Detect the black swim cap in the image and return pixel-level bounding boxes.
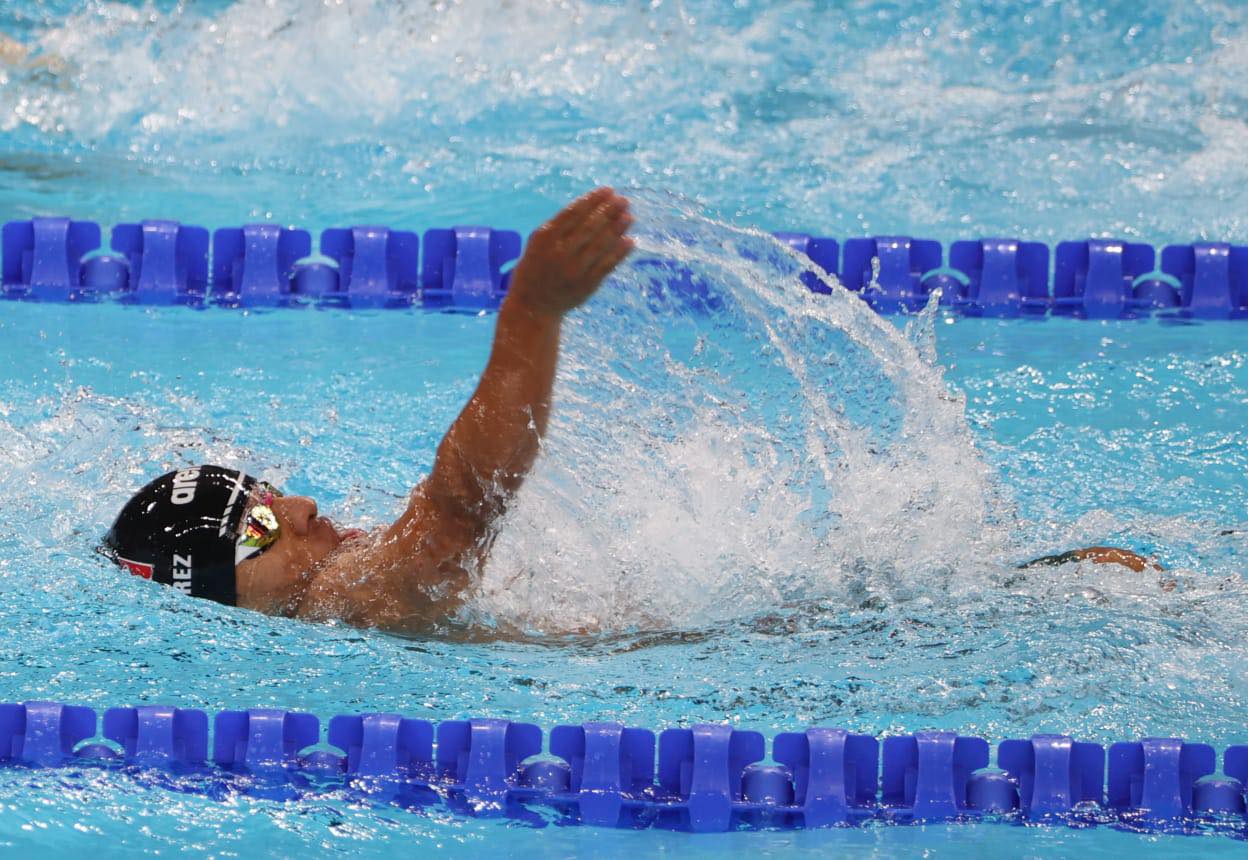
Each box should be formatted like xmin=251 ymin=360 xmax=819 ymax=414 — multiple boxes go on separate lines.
xmin=100 ymin=466 xmax=259 ymax=606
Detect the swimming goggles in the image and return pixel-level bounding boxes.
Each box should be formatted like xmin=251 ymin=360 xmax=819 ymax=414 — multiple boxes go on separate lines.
xmin=235 ymin=482 xmax=283 ymax=563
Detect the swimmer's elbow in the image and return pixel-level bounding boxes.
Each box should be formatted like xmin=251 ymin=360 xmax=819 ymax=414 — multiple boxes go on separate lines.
xmin=425 ymin=442 xmax=513 ymax=538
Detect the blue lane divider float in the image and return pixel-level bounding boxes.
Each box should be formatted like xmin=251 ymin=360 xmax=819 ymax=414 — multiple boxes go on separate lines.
xmin=328 ymin=712 xmax=434 ymax=779
xmin=841 ymin=235 xmax=942 ymax=312
xmin=1 ymin=217 xmax=101 ymax=302
xmin=103 ymin=706 xmax=209 ymax=767
xmin=772 ymin=727 xmax=878 ymax=825
xmin=319 ymin=225 xmax=421 ymax=308
xmin=1 ymin=701 xmax=1247 ymax=837
xmin=3 ymin=213 xmax=1248 ymax=317
xmin=421 ymin=226 xmax=521 ymax=310
xmin=212 ymin=225 xmax=312 ymax=307
xmin=1161 ymin=243 xmax=1248 ymax=315
xmin=948 ymin=238 xmax=1050 ymax=316
xmin=111 ymin=220 xmax=211 ymax=305
xmin=0 ymin=701 xmax=96 ymax=766
xmin=996 ymin=733 xmax=1104 ymax=818
xmin=1055 ymin=239 xmax=1159 ymax=318
xmin=881 ymin=732 xmax=989 ymax=821
xmin=772 ymin=232 xmax=839 ymax=295
xmin=549 ymin=721 xmax=655 ymax=827
xmin=1107 ymin=738 xmax=1217 ymax=820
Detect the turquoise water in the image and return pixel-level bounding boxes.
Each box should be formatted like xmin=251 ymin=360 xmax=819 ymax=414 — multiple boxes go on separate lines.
xmin=3 ymin=0 xmax=1248 ymax=856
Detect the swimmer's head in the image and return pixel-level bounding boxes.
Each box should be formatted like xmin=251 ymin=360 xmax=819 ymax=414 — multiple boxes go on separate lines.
xmin=101 ymin=465 xmax=349 ymax=614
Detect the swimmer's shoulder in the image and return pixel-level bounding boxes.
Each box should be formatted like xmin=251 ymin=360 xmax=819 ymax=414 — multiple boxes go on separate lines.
xmin=297 ymin=488 xmax=474 ymax=633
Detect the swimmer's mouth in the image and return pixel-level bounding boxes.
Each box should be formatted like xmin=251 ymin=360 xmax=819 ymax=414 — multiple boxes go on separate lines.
xmin=316 ymin=516 xmax=366 ymax=546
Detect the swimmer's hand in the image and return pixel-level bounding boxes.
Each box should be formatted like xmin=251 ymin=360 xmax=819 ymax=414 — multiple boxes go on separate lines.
xmin=506 ymin=187 xmax=634 ymax=317
xmin=1020 ymin=546 xmax=1164 ymax=572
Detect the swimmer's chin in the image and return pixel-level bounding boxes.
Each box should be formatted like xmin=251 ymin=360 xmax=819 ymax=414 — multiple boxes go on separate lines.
xmin=312 ymin=524 xmax=377 ymax=570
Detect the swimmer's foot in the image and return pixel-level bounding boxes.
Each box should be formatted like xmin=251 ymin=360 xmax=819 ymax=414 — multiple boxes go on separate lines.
xmin=505 ymin=187 xmax=634 ymax=317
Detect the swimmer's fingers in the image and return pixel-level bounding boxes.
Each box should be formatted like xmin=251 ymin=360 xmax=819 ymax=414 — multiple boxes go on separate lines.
xmin=567 ymin=194 xmax=629 ymax=257
xmin=582 ymin=235 xmax=635 ymax=286
xmin=548 ymin=187 xmax=615 ymax=241
xmin=576 ymin=209 xmax=633 ymax=276
xmin=0 ymin=35 xmax=28 ymax=65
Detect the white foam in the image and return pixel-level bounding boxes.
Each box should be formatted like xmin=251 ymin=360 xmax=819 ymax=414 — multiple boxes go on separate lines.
xmin=470 ymin=194 xmax=1009 ymax=633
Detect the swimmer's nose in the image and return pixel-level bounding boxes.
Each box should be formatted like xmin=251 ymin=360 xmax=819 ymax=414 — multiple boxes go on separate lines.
xmin=274 ymin=495 xmax=317 ymax=537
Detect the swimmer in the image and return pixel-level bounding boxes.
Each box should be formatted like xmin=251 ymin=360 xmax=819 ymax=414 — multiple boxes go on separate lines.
xmin=99 ymin=187 xmax=1162 ymax=633
xmin=100 ymin=188 xmax=635 ymax=635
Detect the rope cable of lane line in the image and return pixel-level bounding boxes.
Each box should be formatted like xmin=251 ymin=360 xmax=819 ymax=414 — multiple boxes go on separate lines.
xmin=3 ymin=215 xmax=1246 ymax=317
xmin=2 ymin=701 xmax=1247 ymax=834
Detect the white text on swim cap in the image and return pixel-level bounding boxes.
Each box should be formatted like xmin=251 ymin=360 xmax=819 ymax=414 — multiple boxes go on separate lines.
xmin=170 ymin=468 xmax=201 ymax=505
xmin=172 ymin=554 xmax=193 ymax=595
xmin=218 ymin=471 xmax=246 ymax=538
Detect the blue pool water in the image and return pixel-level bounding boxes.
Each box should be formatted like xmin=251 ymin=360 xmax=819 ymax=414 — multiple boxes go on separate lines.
xmin=3 ymin=0 xmax=1248 ymax=856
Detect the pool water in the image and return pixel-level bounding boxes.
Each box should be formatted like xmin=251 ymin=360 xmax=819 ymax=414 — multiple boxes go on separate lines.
xmin=2 ymin=0 xmax=1248 ymax=856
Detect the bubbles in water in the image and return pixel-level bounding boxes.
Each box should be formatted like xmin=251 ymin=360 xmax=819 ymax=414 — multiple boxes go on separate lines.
xmin=4 ymin=1 xmax=1247 ymax=238
xmin=472 ymin=192 xmax=1010 ymax=633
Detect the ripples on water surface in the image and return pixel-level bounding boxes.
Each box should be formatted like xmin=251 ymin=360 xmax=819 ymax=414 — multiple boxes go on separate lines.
xmin=2 ymin=0 xmax=1248 ymax=855
xmin=2 ymin=0 xmax=1248 ymax=240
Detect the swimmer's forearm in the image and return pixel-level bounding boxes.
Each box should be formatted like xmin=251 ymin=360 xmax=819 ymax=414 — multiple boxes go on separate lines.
xmin=426 ymin=294 xmax=561 ymax=524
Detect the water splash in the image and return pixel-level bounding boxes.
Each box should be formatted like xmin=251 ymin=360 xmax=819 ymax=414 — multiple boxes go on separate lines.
xmin=472 ymin=193 xmax=1009 ymax=633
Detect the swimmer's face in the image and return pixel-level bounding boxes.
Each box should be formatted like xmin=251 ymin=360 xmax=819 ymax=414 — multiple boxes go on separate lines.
xmin=234 ymin=494 xmax=345 ymax=615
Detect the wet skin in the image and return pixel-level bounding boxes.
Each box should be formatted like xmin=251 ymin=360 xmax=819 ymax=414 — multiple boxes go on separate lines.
xmin=235 ymin=187 xmax=635 ymax=634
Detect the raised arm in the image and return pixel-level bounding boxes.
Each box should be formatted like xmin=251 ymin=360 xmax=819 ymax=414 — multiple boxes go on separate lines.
xmin=424 ymin=187 xmax=633 ymax=530
xmin=298 ymin=188 xmax=633 ymax=631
